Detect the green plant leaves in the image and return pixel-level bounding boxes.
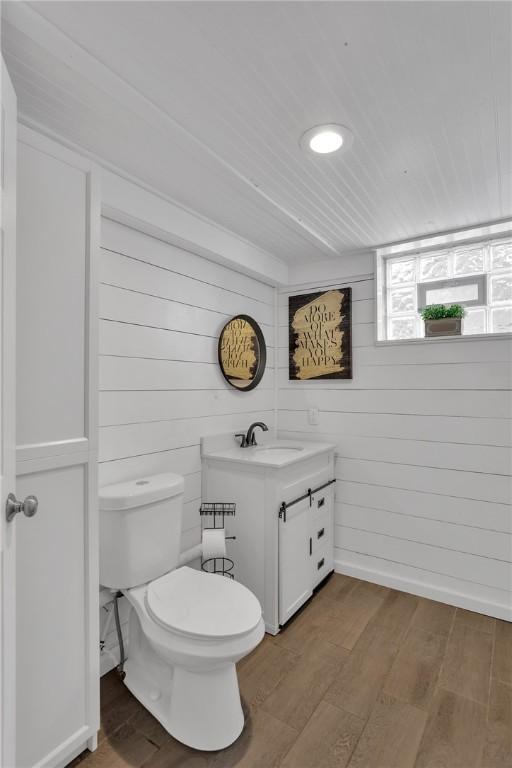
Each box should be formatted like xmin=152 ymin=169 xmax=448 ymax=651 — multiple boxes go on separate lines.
xmin=420 ymin=304 xmax=465 ymax=320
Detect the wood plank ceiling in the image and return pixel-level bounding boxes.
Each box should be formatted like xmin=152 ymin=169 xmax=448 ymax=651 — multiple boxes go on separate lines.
xmin=2 ymin=1 xmax=511 ymax=263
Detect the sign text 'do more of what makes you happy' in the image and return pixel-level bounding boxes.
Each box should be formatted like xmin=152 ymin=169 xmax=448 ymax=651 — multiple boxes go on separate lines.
xmin=289 ymin=288 xmax=352 ymax=380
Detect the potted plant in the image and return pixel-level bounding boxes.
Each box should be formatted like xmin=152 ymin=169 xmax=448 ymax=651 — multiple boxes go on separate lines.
xmin=420 ymin=304 xmax=465 ymax=337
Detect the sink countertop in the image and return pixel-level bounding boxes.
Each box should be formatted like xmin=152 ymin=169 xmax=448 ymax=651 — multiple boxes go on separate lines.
xmin=201 ymin=439 xmax=337 ymax=468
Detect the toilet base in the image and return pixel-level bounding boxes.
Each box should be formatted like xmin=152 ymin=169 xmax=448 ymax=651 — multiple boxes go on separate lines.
xmin=172 ymin=665 xmax=244 ymax=750
xmin=123 ymin=610 xmax=245 ymax=751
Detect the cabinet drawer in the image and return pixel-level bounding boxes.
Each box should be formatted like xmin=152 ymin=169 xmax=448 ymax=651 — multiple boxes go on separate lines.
xmin=310 ymin=487 xmax=332 ymax=514
xmin=311 ymin=544 xmax=333 ymax=587
xmin=310 ymin=505 xmax=332 ymax=554
xmin=310 ymin=489 xmax=333 ymax=519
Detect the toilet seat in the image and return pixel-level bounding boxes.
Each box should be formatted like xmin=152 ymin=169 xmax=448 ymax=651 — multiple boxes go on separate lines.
xmin=145 ymin=566 xmax=262 ymax=640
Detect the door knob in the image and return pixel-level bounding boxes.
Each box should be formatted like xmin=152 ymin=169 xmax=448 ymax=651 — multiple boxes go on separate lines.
xmin=6 ymin=493 xmax=39 ymax=523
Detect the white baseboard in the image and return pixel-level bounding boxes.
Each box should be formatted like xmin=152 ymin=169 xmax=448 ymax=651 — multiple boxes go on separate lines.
xmin=334 ymin=557 xmax=512 ymax=622
xmin=38 ymin=725 xmax=93 ymax=768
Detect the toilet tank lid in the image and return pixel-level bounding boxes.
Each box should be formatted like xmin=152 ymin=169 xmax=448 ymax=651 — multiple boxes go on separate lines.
xmin=99 ymin=472 xmax=184 ymax=511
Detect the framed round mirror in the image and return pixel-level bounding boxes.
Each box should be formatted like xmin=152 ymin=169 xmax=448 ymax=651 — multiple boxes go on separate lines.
xmin=218 ymin=315 xmax=267 ymax=391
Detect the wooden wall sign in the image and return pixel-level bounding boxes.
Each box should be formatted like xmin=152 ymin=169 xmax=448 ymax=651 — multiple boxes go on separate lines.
xmin=289 ymin=288 xmax=352 ymax=380
xmin=218 ymin=314 xmax=267 ymax=391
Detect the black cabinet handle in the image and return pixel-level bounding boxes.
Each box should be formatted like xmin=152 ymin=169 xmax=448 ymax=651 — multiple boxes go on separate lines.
xmin=317 ymin=527 xmax=325 ymax=539
xmin=309 ymin=537 xmax=312 ymax=555
xmin=317 ymin=558 xmax=325 ymax=570
xmin=318 ymin=497 xmax=325 ymax=508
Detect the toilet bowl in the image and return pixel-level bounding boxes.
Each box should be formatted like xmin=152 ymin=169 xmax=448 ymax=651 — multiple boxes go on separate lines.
xmin=123 ymin=566 xmax=264 ymax=750
xmin=99 ymin=473 xmax=264 ymax=751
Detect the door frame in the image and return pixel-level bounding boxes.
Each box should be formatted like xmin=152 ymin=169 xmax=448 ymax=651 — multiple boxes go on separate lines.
xmin=0 ymin=57 xmax=18 ymax=768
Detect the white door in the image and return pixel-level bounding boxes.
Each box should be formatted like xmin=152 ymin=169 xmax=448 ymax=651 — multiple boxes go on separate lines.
xmin=278 ymin=497 xmax=312 ymax=625
xmin=0 ymin=64 xmax=100 ymax=762
xmin=13 ymin=127 xmax=100 ymax=768
xmin=0 ymin=56 xmax=18 ymax=768
xmin=1 ymin=63 xmax=101 ymax=768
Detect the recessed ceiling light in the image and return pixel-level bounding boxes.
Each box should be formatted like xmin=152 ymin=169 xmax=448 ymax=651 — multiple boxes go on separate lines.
xmin=310 ymin=130 xmax=343 ymax=154
xmin=300 ymin=124 xmax=353 ymax=155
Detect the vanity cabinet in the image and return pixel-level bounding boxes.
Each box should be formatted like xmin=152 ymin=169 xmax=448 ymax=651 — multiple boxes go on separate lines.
xmin=202 ymin=437 xmax=336 ymax=634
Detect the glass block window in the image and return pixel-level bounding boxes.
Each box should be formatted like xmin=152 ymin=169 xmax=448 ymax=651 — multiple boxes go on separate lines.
xmin=383 ymin=236 xmax=512 ymax=339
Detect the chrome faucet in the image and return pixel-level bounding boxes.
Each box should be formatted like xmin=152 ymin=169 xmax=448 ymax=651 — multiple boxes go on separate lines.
xmin=235 ymin=421 xmax=268 ymax=448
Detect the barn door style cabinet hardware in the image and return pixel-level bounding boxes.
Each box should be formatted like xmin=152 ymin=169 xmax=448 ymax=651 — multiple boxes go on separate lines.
xmin=278 ymin=478 xmax=336 ymax=522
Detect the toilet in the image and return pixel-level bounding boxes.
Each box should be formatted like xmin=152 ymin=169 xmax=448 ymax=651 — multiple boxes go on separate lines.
xmin=99 ymin=472 xmax=265 ymax=751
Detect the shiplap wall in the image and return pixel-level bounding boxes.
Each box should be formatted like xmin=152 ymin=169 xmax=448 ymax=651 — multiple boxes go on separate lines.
xmin=99 ymin=217 xmax=276 ymax=546
xmin=98 ymin=219 xmax=275 ymax=670
xmin=278 ymin=267 xmax=512 ymax=620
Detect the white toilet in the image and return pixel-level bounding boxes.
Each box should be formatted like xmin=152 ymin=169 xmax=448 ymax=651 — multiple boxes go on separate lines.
xmin=99 ymin=472 xmax=265 ymax=751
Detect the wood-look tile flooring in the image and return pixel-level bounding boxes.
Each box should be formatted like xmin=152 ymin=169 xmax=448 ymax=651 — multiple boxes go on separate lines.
xmin=70 ymin=575 xmax=512 ymax=768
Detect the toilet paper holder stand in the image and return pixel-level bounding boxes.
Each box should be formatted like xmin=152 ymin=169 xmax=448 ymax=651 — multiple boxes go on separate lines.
xmin=199 ymin=502 xmax=236 ymax=579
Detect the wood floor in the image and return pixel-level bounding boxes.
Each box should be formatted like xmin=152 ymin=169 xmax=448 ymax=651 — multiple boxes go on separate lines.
xmin=70 ymin=575 xmax=512 ymax=768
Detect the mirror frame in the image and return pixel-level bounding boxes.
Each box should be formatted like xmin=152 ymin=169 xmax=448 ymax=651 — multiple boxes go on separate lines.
xmin=218 ymin=314 xmax=267 ymax=392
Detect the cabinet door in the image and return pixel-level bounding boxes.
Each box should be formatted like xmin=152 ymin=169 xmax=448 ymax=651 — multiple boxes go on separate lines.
xmin=278 ymin=497 xmax=312 ymax=625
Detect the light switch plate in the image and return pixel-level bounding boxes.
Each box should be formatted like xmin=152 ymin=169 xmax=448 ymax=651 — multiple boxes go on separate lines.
xmin=308 ymin=408 xmax=320 ymax=426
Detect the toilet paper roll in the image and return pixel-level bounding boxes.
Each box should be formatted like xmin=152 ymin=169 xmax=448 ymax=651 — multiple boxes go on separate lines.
xmin=201 ymin=528 xmax=227 ymax=559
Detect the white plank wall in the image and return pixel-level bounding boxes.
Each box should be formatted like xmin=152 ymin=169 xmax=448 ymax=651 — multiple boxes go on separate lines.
xmin=99 ymin=218 xmax=276 ymax=549
xmin=278 ymin=272 xmax=512 ymax=620
xmin=98 ymin=219 xmax=276 ymax=670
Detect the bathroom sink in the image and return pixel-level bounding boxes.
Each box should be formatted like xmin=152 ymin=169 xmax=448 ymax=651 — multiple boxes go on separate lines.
xmin=201 ymin=437 xmax=335 ymax=468
xmin=254 ymin=444 xmax=305 ymax=461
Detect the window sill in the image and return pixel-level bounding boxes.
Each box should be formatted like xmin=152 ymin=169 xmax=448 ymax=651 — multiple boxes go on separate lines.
xmin=375 ymin=332 xmax=512 ymax=347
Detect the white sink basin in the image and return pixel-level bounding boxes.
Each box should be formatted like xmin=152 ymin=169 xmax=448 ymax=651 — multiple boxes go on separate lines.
xmin=254 ymin=444 xmax=305 ymax=461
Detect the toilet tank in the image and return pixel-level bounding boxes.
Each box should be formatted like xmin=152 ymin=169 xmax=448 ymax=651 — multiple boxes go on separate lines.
xmin=99 ymin=472 xmax=185 ymax=589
